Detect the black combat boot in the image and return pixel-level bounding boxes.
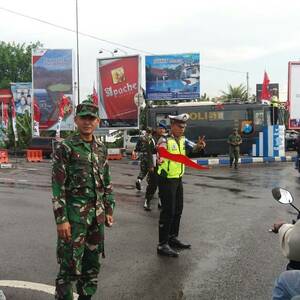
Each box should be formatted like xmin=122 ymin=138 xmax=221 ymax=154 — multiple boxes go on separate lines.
xmin=169 ymin=237 xmax=191 ymax=249
xmin=135 ymin=179 xmax=142 ymax=190
xmin=78 ymin=295 xmax=92 ymax=300
xmin=157 ymin=243 xmax=179 ymax=257
xmin=144 ymin=199 xmax=151 ymax=211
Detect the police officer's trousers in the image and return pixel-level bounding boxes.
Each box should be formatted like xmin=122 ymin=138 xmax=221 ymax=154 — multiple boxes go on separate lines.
xmin=158 ymin=175 xmax=183 ymax=244
xmin=55 ymin=219 xmax=104 ymax=300
xmin=229 ymin=147 xmax=240 ymax=167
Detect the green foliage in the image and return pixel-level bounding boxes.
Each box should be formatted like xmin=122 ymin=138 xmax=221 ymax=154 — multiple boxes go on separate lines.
xmin=0 ymin=41 xmax=43 ymax=89
xmin=221 ymin=84 xmax=248 ymax=102
xmin=5 ymin=111 xmax=32 ymax=150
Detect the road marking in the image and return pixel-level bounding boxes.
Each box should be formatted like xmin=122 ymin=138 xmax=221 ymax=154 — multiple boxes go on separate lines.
xmin=0 ymin=281 xmax=78 ymax=299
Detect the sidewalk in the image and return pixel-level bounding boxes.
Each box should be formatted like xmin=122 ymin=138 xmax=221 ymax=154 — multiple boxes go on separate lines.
xmin=130 ymin=152 xmax=297 ymax=166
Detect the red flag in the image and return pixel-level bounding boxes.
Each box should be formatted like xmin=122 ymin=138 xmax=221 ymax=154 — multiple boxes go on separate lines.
xmin=33 ymin=100 xmax=41 ymax=122
xmin=92 ymin=84 xmax=99 ymax=106
xmin=59 ymin=95 xmax=70 ymax=118
xmin=2 ymin=103 xmax=9 ymax=128
xmin=158 ymin=147 xmax=209 ymax=170
xmin=261 ymin=71 xmax=271 ymax=100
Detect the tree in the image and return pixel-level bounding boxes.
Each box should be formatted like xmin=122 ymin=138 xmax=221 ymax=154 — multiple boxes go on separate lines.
xmin=200 ymin=93 xmax=210 ymax=101
xmin=0 ymin=41 xmax=43 ymax=88
xmin=221 ymin=84 xmax=248 ymax=102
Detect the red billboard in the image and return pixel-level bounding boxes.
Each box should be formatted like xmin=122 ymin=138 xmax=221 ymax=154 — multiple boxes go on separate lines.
xmin=97 ymin=55 xmax=140 ymax=128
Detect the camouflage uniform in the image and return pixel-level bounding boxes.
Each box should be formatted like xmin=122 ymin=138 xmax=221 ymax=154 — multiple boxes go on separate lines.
xmin=145 ymin=134 xmax=159 ymax=201
xmin=227 ymin=133 xmax=242 ymax=168
xmin=135 ymin=135 xmax=152 ymax=181
xmin=52 ymin=132 xmax=115 ymax=299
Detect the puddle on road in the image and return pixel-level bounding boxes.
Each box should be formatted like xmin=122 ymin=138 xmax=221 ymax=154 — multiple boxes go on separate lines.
xmin=194 ymin=183 xmax=244 ymax=194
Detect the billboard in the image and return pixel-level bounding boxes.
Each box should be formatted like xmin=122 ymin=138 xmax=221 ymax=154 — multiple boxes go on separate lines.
xmin=97 ymin=55 xmax=140 ymax=128
xmin=10 ymin=82 xmax=32 ymax=115
xmin=256 ymin=83 xmax=279 ymax=101
xmin=145 ymin=53 xmax=200 ymax=100
xmin=288 ymin=62 xmax=300 ymax=129
xmin=32 ymin=49 xmax=74 ymax=131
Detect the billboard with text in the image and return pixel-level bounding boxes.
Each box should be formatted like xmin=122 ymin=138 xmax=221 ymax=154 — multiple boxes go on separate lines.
xmin=32 ymin=49 xmax=74 ymax=131
xmin=288 ymin=62 xmax=300 ymax=129
xmin=145 ymin=53 xmax=200 ymax=100
xmin=97 ymin=55 xmax=140 ymax=128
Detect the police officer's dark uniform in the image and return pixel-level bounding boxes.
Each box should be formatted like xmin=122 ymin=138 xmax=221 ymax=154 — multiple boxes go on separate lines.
xmin=144 ymin=121 xmax=167 ymax=211
xmin=156 ymin=114 xmax=202 ymax=257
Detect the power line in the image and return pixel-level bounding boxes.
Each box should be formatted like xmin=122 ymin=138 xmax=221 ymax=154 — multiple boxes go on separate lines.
xmin=0 ymin=6 xmax=155 ymax=55
xmin=200 ymin=64 xmax=246 ymax=74
xmin=0 ymin=6 xmax=248 ymax=75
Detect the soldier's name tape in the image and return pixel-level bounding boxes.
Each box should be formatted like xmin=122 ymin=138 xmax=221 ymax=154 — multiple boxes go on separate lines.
xmin=0 ymin=281 xmax=78 ymax=299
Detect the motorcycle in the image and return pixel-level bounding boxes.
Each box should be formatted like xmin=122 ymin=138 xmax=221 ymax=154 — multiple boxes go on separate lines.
xmin=271 ymin=187 xmax=300 ymax=270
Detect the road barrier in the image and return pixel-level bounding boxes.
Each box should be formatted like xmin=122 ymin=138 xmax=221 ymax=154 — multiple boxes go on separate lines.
xmin=26 ymin=149 xmax=43 ymax=162
xmin=0 ymin=150 xmax=9 ymax=163
xmin=107 ymin=148 xmax=122 ymax=160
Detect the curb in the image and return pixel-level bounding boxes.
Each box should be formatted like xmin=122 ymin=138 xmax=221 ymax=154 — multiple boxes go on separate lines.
xmin=130 ymin=156 xmax=296 ymax=166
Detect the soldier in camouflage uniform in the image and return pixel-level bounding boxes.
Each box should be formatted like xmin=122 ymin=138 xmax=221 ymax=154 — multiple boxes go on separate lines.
xmin=144 ymin=122 xmax=167 ymax=211
xmin=227 ymin=128 xmax=242 ymax=169
xmin=52 ymin=100 xmax=115 ymax=300
xmin=134 ymin=128 xmax=152 ymax=191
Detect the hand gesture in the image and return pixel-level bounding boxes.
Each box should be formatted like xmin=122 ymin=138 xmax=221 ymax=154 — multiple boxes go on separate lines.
xmin=197 ymin=136 xmax=206 ymax=149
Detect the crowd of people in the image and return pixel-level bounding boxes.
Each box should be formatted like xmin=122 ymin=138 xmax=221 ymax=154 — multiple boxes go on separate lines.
xmin=50 ymin=98 xmax=300 ymax=300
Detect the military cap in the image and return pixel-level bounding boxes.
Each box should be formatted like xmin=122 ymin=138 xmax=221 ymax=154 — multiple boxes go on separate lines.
xmin=76 ymin=100 xmax=99 ymax=118
xmin=169 ymin=113 xmax=189 ymax=123
xmin=158 ymin=120 xmax=167 ymax=129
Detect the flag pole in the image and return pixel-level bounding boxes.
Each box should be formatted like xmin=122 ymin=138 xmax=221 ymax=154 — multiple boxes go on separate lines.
xmin=76 ymin=0 xmax=80 ymax=106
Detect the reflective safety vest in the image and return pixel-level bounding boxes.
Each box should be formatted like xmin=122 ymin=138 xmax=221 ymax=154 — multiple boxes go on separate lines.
xmin=157 ymin=136 xmax=185 ymax=178
xmin=271 ymin=96 xmax=279 ymax=108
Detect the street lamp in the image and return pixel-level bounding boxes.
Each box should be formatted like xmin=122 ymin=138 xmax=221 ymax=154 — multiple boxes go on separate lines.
xmin=99 ymin=48 xmax=116 ymax=56
xmin=114 ymin=48 xmax=128 ymax=55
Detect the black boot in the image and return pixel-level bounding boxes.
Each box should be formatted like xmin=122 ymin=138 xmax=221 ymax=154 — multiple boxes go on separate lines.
xmin=157 ymin=243 xmax=179 ymax=257
xmin=169 ymin=237 xmax=191 ymax=249
xmin=144 ymin=199 xmax=151 ymax=211
xmin=78 ymin=296 xmax=91 ymax=300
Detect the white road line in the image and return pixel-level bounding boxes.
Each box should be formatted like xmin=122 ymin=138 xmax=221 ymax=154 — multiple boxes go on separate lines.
xmin=0 ymin=281 xmax=78 ymax=299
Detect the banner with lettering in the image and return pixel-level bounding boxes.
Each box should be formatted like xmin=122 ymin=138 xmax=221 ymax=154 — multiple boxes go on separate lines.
xmin=97 ymin=55 xmax=140 ymax=128
xmin=32 ymin=49 xmax=74 ymax=131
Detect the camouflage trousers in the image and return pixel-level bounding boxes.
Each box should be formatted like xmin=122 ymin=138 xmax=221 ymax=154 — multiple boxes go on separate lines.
xmin=137 ymin=154 xmax=149 ymax=181
xmin=229 ymin=147 xmax=240 ymax=167
xmin=55 ymin=219 xmax=104 ymax=300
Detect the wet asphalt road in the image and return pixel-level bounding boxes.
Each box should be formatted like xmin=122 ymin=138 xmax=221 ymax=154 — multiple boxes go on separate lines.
xmin=0 ymin=158 xmax=300 ymax=300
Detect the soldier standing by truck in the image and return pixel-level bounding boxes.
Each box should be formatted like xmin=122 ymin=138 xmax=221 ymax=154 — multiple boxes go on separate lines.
xmin=227 ymin=128 xmax=242 ymax=169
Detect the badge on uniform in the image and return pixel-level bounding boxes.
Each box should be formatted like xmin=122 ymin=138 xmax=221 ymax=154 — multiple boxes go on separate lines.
xmin=172 ymin=144 xmax=177 ymax=151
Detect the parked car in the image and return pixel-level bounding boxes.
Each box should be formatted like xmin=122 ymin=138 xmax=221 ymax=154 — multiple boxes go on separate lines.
xmin=27 ymin=137 xmax=58 ymax=158
xmin=285 ymin=130 xmax=299 ymax=151
xmin=124 ymin=135 xmax=140 ymax=155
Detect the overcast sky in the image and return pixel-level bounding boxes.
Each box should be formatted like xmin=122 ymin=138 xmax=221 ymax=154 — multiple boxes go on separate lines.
xmin=1 ymin=0 xmax=300 ymax=101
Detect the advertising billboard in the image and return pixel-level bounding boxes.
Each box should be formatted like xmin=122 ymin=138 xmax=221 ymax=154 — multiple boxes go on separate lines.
xmin=256 ymin=83 xmax=279 ymax=101
xmin=10 ymin=82 xmax=32 ymax=115
xmin=288 ymin=62 xmax=300 ymax=129
xmin=97 ymin=55 xmax=140 ymax=128
xmin=32 ymin=49 xmax=74 ymax=131
xmin=145 ymin=53 xmax=200 ymax=100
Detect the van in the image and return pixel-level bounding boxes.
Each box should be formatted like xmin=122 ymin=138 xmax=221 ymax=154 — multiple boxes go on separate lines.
xmin=124 ymin=135 xmax=140 ymax=154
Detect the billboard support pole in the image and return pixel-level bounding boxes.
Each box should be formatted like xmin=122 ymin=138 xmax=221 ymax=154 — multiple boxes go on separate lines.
xmin=76 ymin=0 xmax=80 ymax=106
xmin=246 ymin=72 xmax=249 ymax=100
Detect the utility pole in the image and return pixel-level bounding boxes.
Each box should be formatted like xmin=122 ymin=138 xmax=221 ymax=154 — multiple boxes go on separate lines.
xmin=246 ymin=72 xmax=249 ymax=100
xmin=75 ymin=0 xmax=80 ymax=106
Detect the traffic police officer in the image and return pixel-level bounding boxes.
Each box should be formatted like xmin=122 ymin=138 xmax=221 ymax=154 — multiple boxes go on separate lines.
xmin=156 ymin=113 xmax=205 ymax=257
xmin=52 ymin=100 xmax=115 ymax=300
xmin=270 ymin=95 xmax=280 ymax=125
xmin=144 ymin=121 xmax=167 ymax=211
xmin=227 ymin=128 xmax=242 ymax=169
